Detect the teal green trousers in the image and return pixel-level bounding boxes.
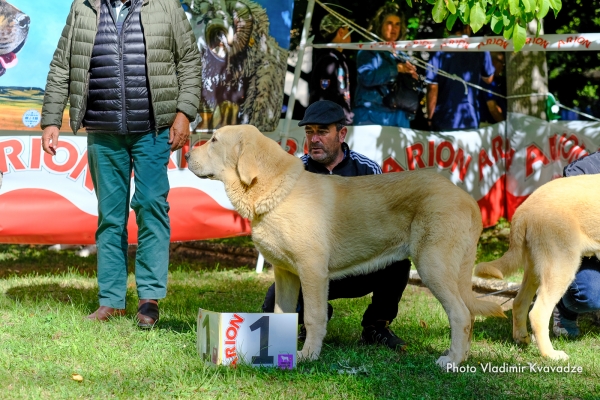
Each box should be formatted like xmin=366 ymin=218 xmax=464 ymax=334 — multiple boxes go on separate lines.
xmin=87 ymin=129 xmax=171 ymax=309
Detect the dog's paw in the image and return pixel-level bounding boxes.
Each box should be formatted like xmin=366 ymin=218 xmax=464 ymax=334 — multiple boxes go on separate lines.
xmin=297 ymin=349 xmax=319 ymax=362
xmin=545 ymin=350 xmax=569 ymax=361
xmin=513 ymin=334 xmax=531 ymax=345
xmin=436 ymin=356 xmax=456 ymax=371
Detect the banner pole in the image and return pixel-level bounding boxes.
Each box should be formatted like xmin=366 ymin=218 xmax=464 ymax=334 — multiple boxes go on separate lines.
xmin=279 ymin=0 xmax=315 ymax=151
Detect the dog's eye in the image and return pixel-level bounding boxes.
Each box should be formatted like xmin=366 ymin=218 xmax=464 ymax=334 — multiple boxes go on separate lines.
xmin=211 ymin=136 xmax=217 ymax=143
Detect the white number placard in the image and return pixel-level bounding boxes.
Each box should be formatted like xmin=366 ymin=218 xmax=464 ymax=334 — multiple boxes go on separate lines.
xmin=197 ymin=309 xmax=298 ymax=369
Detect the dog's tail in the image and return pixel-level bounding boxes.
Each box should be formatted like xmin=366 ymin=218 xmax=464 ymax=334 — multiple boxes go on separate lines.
xmin=464 ymin=293 xmax=506 ymax=318
xmin=474 ymin=216 xmax=527 ymax=280
xmin=458 ymin=224 xmax=506 ymax=319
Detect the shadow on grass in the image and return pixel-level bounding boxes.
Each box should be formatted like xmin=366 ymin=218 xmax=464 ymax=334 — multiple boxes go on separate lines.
xmin=0 ymin=244 xmax=252 ymax=280
xmin=4 ymin=282 xmax=200 ymax=334
xmin=4 ymin=282 xmax=135 ymax=314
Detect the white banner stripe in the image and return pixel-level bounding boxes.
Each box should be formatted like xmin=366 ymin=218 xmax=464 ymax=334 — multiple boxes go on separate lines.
xmin=312 ymin=33 xmax=600 ymax=52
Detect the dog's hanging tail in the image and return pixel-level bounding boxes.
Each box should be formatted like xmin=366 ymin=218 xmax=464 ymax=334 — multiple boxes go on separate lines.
xmin=474 ymin=217 xmax=527 ymax=280
xmin=465 ymin=296 xmax=506 ymax=318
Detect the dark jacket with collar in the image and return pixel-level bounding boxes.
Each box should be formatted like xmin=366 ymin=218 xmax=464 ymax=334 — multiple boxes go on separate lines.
xmin=300 ymin=142 xmax=382 ymax=177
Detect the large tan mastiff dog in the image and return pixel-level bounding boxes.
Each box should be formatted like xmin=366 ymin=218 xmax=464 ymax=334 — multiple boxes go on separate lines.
xmin=186 ymin=125 xmax=504 ymax=368
xmin=475 ymin=175 xmax=600 ymax=360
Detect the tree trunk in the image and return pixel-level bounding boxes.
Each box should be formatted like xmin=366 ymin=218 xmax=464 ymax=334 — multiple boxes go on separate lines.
xmin=506 ymin=21 xmax=548 ymax=119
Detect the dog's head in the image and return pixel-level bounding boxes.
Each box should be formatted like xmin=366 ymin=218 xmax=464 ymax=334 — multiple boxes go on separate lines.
xmin=186 ymin=124 xmax=304 ymax=219
xmin=0 ymin=0 xmax=29 ymax=77
xmin=186 ymin=124 xmax=265 ymax=186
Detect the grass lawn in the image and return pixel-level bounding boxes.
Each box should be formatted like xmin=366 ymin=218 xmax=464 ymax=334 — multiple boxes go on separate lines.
xmin=1 ymin=223 xmax=599 ymax=399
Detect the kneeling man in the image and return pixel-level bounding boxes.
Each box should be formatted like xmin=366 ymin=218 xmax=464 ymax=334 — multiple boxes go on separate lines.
xmin=262 ymin=100 xmax=411 ymax=349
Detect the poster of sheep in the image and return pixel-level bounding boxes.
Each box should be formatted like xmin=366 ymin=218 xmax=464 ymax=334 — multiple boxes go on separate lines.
xmin=186 ymin=0 xmax=294 ymax=132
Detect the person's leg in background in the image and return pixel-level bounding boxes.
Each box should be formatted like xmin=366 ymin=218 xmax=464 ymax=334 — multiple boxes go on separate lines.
xmin=129 ymin=129 xmax=172 ymax=328
xmin=86 ymin=133 xmax=133 ymax=320
xmin=327 ymin=259 xmax=412 ymax=349
xmin=554 ymin=256 xmax=600 ymax=338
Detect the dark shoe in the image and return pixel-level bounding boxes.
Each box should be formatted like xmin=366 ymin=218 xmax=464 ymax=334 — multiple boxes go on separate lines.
xmin=361 ymin=321 xmax=407 ymax=350
xmin=137 ymin=299 xmax=159 ymax=329
xmin=87 ymin=306 xmax=126 ymax=321
xmin=552 ymin=307 xmax=580 ymax=338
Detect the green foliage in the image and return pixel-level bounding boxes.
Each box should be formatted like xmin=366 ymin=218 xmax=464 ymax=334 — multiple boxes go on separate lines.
xmin=544 ymin=0 xmax=600 ymax=113
xmin=409 ymin=0 xmax=563 ymax=50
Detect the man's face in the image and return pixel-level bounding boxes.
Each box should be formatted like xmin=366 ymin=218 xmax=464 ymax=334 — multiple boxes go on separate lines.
xmin=305 ymin=123 xmax=345 ymax=165
xmin=336 ymin=26 xmax=352 ymax=44
xmin=492 ymin=53 xmax=505 ymax=76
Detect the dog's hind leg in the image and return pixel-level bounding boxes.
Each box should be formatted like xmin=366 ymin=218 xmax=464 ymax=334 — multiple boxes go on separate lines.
xmin=273 ymin=267 xmax=300 ymax=314
xmin=296 ymin=268 xmax=329 ymax=362
xmin=416 ymin=259 xmax=472 ymax=369
xmin=529 ymin=252 xmax=579 ymax=360
xmin=512 ymin=255 xmax=538 ymax=345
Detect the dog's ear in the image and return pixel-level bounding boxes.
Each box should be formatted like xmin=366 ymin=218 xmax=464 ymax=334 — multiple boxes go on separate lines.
xmin=236 ymin=139 xmax=259 ymax=186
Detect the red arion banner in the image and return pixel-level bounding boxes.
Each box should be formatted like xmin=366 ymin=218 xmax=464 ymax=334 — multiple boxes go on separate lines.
xmin=3 ymin=113 xmax=599 ymax=244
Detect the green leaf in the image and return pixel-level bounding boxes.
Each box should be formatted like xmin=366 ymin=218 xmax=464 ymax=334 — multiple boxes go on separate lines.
xmin=426 ymin=0 xmax=436 ymax=4
xmin=491 ymin=14 xmax=504 ymax=34
xmin=522 ymin=0 xmax=532 ymax=12
xmin=536 ymin=0 xmax=550 ymax=19
xmin=503 ymin=20 xmax=515 ymax=40
xmin=470 ymin=3 xmax=486 ymax=33
xmin=458 ymin=1 xmax=471 ymax=24
xmin=549 ymin=0 xmax=562 ymax=13
xmin=405 ymin=0 xmax=413 ymax=7
xmin=432 ymin=0 xmax=448 ymax=23
xmin=446 ymin=0 xmax=456 ymax=14
xmin=508 ymin=0 xmax=519 ymax=15
xmin=513 ymin=22 xmax=527 ymax=51
xmin=446 ymin=13 xmax=458 ymax=31
xmin=502 ymin=10 xmax=512 ymax=26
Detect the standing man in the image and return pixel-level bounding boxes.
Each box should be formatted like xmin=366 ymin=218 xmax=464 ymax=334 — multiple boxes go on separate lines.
xmin=262 ymin=100 xmax=412 ymax=350
xmin=41 ymin=0 xmax=201 ymax=328
xmin=425 ymin=21 xmax=494 ymax=131
xmin=309 ymin=14 xmax=354 ymax=124
xmin=479 ymin=52 xmax=507 ymax=125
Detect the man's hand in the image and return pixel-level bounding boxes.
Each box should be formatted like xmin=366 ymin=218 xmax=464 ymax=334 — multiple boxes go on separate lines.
xmin=42 ymin=126 xmax=60 ymax=155
xmin=169 ymin=112 xmax=191 ymax=152
xmin=397 ymin=61 xmax=418 ymax=80
xmin=426 ymin=83 xmax=438 ymax=128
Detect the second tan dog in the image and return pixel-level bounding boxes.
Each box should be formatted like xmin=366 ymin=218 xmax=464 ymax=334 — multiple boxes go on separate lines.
xmin=186 ymin=125 xmax=505 ymax=368
xmin=475 ymin=174 xmax=600 ymax=360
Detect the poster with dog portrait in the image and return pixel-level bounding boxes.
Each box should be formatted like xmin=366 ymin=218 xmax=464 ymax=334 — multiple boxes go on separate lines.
xmin=186 ymin=0 xmax=293 ymax=133
xmin=0 ymin=0 xmax=72 ymax=133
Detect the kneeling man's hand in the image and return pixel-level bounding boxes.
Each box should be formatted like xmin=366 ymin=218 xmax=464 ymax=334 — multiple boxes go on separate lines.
xmin=169 ymin=112 xmax=191 ymax=151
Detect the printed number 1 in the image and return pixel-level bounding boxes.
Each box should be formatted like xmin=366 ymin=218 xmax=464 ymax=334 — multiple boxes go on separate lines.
xmin=249 ymin=316 xmax=273 ymax=365
xmin=202 ymin=315 xmax=210 ymax=362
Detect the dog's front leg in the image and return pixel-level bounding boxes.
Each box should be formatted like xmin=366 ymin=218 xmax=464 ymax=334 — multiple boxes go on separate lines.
xmin=273 ymin=267 xmax=300 ymax=314
xmin=297 ymin=270 xmax=329 ymax=362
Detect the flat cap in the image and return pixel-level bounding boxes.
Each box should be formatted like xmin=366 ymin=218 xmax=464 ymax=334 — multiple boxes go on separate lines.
xmin=298 ymin=100 xmax=345 ymax=126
